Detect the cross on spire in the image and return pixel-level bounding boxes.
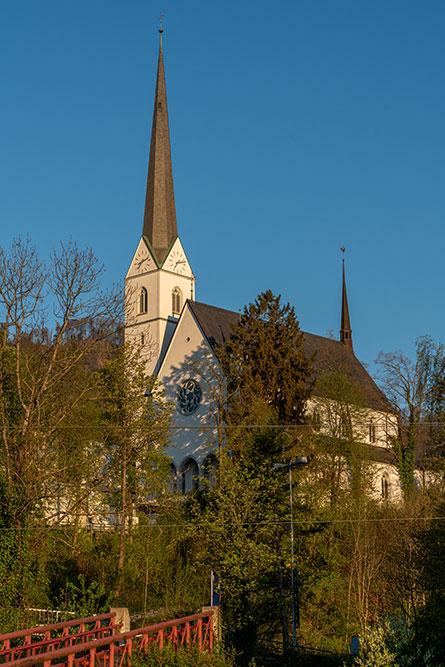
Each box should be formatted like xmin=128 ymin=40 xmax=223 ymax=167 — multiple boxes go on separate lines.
xmin=158 ymin=12 xmax=164 ymax=33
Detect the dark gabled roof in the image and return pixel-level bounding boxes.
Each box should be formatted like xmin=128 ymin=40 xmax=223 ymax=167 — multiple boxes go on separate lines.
xmin=188 ymin=300 xmax=239 ymax=348
xmin=303 ymin=332 xmax=392 ymax=412
xmin=187 ymin=300 xmax=392 ymax=413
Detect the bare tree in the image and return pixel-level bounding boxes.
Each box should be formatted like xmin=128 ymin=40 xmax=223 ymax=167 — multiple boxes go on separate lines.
xmin=0 ymin=237 xmax=123 ymax=525
xmin=375 ymin=336 xmax=445 ymax=494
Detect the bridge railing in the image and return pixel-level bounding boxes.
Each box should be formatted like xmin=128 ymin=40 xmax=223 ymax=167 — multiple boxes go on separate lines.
xmin=0 ymin=609 xmax=214 ymax=667
xmin=0 ymin=612 xmax=119 ymax=663
xmin=25 ymin=608 xmax=76 ymax=626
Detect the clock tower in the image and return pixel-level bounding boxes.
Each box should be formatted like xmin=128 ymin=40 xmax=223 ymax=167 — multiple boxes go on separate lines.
xmin=125 ymin=31 xmax=195 ymax=375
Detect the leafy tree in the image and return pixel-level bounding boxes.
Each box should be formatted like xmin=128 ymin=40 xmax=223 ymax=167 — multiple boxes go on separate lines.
xmin=189 ymin=451 xmax=292 ymax=664
xmin=0 ymin=529 xmax=35 ymax=632
xmin=97 ymin=343 xmax=173 ymax=587
xmin=414 ymin=500 xmax=445 ymax=659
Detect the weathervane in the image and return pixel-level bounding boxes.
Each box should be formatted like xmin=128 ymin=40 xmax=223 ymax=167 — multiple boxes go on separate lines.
xmin=159 ymin=12 xmax=164 ymax=33
xmin=340 ymin=247 xmax=345 ymax=264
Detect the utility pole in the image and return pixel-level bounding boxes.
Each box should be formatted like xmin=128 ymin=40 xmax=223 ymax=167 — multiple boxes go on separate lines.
xmin=272 ymin=456 xmax=309 ymax=652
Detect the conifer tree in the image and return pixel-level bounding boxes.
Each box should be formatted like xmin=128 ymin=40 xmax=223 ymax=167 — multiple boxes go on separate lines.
xmin=218 ymin=290 xmax=313 ymax=461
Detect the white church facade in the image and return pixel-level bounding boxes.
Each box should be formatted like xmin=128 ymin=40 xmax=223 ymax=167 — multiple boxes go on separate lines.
xmin=125 ymin=33 xmax=405 ymax=502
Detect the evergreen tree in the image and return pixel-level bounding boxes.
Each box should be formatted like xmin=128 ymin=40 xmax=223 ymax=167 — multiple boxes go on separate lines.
xmin=218 ymin=290 xmax=313 ymax=461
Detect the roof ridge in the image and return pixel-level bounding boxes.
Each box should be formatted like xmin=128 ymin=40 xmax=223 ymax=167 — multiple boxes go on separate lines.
xmin=187 ymin=299 xmax=240 ymax=316
xmin=188 ymin=300 xmax=352 ymax=346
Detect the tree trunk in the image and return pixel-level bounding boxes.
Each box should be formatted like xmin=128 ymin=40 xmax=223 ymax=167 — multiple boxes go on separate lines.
xmin=118 ymin=449 xmax=127 ymax=576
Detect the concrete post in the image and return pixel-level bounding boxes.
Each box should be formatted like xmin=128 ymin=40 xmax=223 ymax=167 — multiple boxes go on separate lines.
xmin=111 ymin=607 xmax=130 ymax=633
xmin=201 ymin=605 xmax=221 ymax=644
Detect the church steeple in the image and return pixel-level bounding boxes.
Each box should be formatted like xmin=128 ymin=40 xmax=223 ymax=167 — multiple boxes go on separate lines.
xmin=340 ymin=249 xmax=353 ymax=352
xmin=142 ymin=30 xmax=178 ymax=265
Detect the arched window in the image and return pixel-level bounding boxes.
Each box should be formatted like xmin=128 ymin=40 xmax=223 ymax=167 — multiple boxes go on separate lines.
xmin=369 ymin=421 xmax=376 ymax=443
xmin=169 ymin=463 xmax=177 ymax=494
xmin=172 ymin=287 xmax=182 ymax=316
xmin=181 ymin=458 xmax=199 ymax=494
xmin=202 ymin=454 xmax=218 ymax=487
xmin=139 ymin=287 xmax=148 ymax=314
xmin=381 ymin=473 xmax=390 ymax=500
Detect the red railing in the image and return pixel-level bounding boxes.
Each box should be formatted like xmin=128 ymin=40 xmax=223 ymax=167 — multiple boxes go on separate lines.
xmin=0 ymin=613 xmax=119 ymax=663
xmin=0 ymin=610 xmax=214 ymax=667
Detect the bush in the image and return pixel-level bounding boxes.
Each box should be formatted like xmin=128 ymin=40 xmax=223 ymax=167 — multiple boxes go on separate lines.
xmin=56 ymin=574 xmax=113 ymax=618
xmin=131 ymin=644 xmax=236 ymax=667
xmin=351 ymin=618 xmax=439 ymax=667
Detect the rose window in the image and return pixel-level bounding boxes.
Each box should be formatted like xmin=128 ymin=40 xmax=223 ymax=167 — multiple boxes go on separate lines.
xmin=177 ymin=379 xmax=202 ymax=415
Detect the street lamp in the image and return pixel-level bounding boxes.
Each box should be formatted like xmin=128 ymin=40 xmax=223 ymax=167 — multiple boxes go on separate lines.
xmin=272 ymin=456 xmax=309 ymax=652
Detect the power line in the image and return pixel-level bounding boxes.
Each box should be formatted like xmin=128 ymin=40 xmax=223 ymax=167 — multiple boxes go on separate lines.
xmin=2 ymin=422 xmax=445 ymax=429
xmin=5 ymin=516 xmax=445 ymax=531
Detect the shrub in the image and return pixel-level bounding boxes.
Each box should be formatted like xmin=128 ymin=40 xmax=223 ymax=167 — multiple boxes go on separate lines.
xmin=131 ymin=644 xmax=236 ymax=667
xmin=351 ymin=618 xmax=438 ymax=667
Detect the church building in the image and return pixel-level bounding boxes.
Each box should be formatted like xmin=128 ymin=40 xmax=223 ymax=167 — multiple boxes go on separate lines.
xmin=125 ymin=33 xmax=402 ymax=500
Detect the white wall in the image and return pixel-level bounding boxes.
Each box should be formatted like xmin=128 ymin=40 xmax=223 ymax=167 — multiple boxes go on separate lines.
xmin=157 ymin=304 xmax=223 ymax=479
xmin=125 ymin=237 xmax=195 ymax=375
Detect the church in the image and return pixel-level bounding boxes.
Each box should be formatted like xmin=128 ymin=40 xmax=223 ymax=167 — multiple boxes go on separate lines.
xmin=125 ymin=33 xmax=402 ymax=500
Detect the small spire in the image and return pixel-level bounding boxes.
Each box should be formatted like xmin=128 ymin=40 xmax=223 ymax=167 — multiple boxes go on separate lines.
xmin=340 ymin=248 xmax=353 ymax=352
xmin=142 ymin=27 xmax=178 ymax=264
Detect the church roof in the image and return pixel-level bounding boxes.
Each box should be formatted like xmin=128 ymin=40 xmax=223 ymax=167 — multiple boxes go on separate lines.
xmin=142 ymin=34 xmax=178 ymax=265
xmin=188 ymin=300 xmax=392 ymax=413
xmin=188 ymin=301 xmax=239 ymax=349
xmin=302 ymin=331 xmax=391 ymax=411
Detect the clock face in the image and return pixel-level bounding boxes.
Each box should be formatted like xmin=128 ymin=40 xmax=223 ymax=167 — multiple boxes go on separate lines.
xmin=134 ymin=250 xmax=149 ymax=273
xmin=166 ymin=250 xmax=187 ymax=274
xmin=177 ymin=379 xmax=202 ymax=415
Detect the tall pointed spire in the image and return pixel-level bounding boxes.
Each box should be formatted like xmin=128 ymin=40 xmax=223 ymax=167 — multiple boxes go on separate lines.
xmin=340 ymin=248 xmax=353 ymax=352
xmin=142 ymin=29 xmax=178 ymax=264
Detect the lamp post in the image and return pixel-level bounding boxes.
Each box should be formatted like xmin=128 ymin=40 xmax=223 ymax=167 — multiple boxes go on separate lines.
xmin=272 ymin=456 xmax=309 ymax=652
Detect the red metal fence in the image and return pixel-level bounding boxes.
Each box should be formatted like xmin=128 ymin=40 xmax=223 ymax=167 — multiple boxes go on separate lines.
xmin=0 ymin=613 xmax=119 ymax=663
xmin=0 ymin=610 xmax=214 ymax=667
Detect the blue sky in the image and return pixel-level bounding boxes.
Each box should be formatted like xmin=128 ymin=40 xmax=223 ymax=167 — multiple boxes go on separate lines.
xmin=1 ymin=1 xmax=444 ymax=372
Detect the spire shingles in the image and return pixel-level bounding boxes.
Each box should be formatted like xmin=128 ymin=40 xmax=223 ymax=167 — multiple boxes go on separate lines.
xmin=340 ymin=256 xmax=353 ymax=352
xmin=142 ymin=34 xmax=177 ymax=264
